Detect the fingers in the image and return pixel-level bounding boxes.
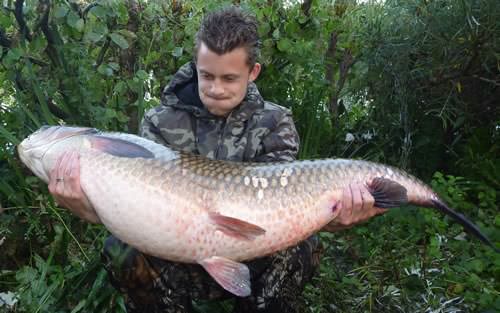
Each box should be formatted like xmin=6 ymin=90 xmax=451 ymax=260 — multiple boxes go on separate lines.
xmin=48 ymin=152 xmax=64 ymax=194
xmin=360 ymin=185 xmax=375 ymax=211
xmin=67 ymin=151 xmax=81 ymax=191
xmin=351 ymin=184 xmax=363 ymax=213
xmin=322 ymin=183 xmax=388 ymax=232
xmin=339 ymin=183 xmax=380 ymax=226
xmin=54 ymin=151 xmax=72 ymax=197
xmin=341 ymin=184 xmax=353 ymax=218
xmin=48 ymin=151 xmax=82 ymax=202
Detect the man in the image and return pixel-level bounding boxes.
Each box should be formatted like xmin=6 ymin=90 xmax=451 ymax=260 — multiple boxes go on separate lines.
xmin=49 ymin=6 xmax=386 ymax=313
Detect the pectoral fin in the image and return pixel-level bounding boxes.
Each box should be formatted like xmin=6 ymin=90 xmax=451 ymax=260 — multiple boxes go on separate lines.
xmin=367 ymin=177 xmax=408 ymax=208
xmin=89 ymin=136 xmax=154 ymax=158
xmin=199 ymin=256 xmax=251 ymax=297
xmin=209 ymin=212 xmax=265 ymax=241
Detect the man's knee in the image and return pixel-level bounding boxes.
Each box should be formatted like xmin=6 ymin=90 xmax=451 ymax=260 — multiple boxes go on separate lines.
xmin=103 ymin=235 xmax=139 ymax=270
xmin=235 ymin=236 xmax=323 ymax=313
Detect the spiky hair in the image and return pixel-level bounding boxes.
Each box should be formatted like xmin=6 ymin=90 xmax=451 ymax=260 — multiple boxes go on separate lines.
xmin=194 ymin=6 xmax=260 ymax=68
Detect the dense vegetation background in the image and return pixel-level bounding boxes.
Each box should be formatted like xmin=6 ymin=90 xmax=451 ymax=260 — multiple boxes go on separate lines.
xmin=0 ymin=0 xmax=498 ymax=312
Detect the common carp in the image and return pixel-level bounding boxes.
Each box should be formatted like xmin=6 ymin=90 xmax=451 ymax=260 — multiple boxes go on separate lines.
xmin=17 ymin=126 xmax=498 ymax=296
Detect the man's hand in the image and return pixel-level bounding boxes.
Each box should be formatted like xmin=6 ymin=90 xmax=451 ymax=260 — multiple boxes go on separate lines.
xmin=48 ymin=151 xmax=101 ymax=224
xmin=323 ymin=183 xmax=387 ymax=232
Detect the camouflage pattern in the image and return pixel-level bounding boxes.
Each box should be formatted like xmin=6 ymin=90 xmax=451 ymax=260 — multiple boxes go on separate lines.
xmin=140 ymin=62 xmax=299 ymax=162
xmin=103 ymin=62 xmax=321 ymax=313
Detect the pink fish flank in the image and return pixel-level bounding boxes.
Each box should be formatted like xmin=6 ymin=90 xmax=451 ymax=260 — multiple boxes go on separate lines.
xmin=79 ymin=152 xmax=344 ymax=263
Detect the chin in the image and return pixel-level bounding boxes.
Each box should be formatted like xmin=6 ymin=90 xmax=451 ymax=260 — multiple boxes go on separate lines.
xmin=203 ymin=100 xmax=236 ymax=116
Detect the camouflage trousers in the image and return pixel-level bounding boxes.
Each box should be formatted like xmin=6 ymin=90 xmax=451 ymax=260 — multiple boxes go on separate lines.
xmin=102 ymin=235 xmax=322 ymax=313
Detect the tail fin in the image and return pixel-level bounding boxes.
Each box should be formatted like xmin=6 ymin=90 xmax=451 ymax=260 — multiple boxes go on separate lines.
xmin=430 ymin=199 xmax=499 ymax=253
xmin=366 ymin=177 xmax=498 ymax=252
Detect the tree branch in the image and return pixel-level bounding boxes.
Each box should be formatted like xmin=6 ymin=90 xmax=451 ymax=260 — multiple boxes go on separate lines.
xmin=325 ymin=32 xmax=355 ymax=127
xmin=95 ymin=37 xmax=111 ymax=69
xmin=47 ymin=98 xmax=68 ymax=120
xmin=14 ymin=0 xmax=32 ymax=41
xmin=301 ymin=0 xmax=313 ymax=17
xmin=82 ymin=2 xmax=99 ymax=19
xmin=325 ymin=32 xmax=338 ymax=87
xmin=0 ymin=27 xmax=12 ymax=54
xmin=336 ymin=49 xmax=354 ymax=94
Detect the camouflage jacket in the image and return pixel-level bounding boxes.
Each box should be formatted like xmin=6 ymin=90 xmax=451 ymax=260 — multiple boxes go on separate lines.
xmin=140 ymin=62 xmax=299 ymax=162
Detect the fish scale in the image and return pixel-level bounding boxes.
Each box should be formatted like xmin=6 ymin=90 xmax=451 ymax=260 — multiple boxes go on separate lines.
xmin=17 ymin=126 xmax=498 ymax=297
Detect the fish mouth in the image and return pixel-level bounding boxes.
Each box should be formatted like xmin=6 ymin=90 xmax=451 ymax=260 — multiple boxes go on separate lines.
xmin=19 ymin=125 xmax=98 ymax=153
xmin=18 ymin=125 xmax=98 ymax=167
xmin=17 ymin=125 xmax=99 ymax=183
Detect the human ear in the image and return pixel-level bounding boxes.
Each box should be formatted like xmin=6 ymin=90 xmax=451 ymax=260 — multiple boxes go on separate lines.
xmin=249 ymin=63 xmax=261 ymax=82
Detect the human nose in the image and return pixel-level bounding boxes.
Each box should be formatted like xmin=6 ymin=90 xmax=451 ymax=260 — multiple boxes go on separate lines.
xmin=209 ymin=80 xmax=224 ymax=96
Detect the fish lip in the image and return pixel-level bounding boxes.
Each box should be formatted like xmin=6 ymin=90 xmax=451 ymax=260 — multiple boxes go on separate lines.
xmin=20 ymin=125 xmax=97 ymax=152
xmin=18 ymin=125 xmax=98 ymax=169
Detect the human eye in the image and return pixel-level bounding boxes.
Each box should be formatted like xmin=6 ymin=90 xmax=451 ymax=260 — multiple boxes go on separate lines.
xmin=200 ymin=72 xmax=213 ymax=80
xmin=224 ymin=76 xmax=238 ymax=82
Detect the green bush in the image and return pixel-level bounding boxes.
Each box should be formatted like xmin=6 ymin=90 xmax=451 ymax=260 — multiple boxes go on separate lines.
xmin=1 ymin=0 xmax=498 ymax=312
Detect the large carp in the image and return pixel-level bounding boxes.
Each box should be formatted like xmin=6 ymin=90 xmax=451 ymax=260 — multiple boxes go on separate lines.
xmin=17 ymin=126 xmax=498 ymax=296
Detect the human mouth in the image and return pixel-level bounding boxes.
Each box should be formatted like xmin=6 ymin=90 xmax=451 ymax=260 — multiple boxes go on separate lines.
xmin=206 ymin=94 xmax=228 ymax=101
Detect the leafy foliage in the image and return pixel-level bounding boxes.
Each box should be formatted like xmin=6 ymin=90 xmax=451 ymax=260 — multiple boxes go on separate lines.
xmin=0 ymin=0 xmax=498 ymax=312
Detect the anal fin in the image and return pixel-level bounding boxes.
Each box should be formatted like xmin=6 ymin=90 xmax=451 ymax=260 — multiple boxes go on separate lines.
xmin=199 ymin=256 xmax=251 ymax=297
xmin=209 ymin=212 xmax=265 ymax=241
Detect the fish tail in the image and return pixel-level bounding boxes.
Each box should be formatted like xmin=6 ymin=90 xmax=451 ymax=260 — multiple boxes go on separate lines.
xmin=367 ymin=177 xmax=498 ymax=252
xmin=430 ymin=198 xmax=499 ymax=253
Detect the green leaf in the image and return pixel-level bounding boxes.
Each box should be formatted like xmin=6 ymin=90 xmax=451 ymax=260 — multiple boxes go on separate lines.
xmin=277 ymin=38 xmax=292 ymax=52
xmin=109 ymin=33 xmax=129 ymax=49
xmin=116 ymin=2 xmax=129 ymax=23
xmin=75 ymin=19 xmax=85 ymax=32
xmin=29 ymin=36 xmax=46 ymax=52
xmin=117 ymin=29 xmax=137 ymax=40
xmin=127 ymin=77 xmax=142 ymax=93
xmin=136 ymin=70 xmax=148 ymax=80
xmin=54 ymin=5 xmax=69 ymax=19
xmin=4 ymin=48 xmax=23 ymax=63
xmin=108 ymin=62 xmax=120 ymax=71
xmin=69 ymin=299 xmax=86 ymax=313
xmin=0 ymin=125 xmax=20 ymax=145
xmin=172 ymin=46 xmax=183 ymax=58
xmin=97 ymin=64 xmax=113 ymax=76
xmin=89 ymin=6 xmax=108 ymax=18
xmin=0 ymin=12 xmax=12 ymax=27
xmin=258 ymin=22 xmax=271 ymax=36
xmin=272 ymin=28 xmax=280 ymax=39
xmin=66 ymin=11 xmax=80 ymax=29
xmin=84 ymin=31 xmax=104 ymax=43
xmin=84 ymin=21 xmax=108 ymax=43
xmin=113 ymin=81 xmax=127 ymax=95
xmin=467 ymin=259 xmax=484 ymax=273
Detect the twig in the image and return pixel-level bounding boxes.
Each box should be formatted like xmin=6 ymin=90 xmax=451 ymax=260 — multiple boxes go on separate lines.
xmin=82 ymin=2 xmax=99 ymax=18
xmin=2 ymin=206 xmax=42 ymax=210
xmin=95 ymin=36 xmax=111 ymax=69
xmin=48 ymin=203 xmax=91 ymax=262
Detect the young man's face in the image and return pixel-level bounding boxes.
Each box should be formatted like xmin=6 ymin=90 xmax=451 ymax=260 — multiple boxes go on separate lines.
xmin=196 ymin=42 xmax=261 ymax=117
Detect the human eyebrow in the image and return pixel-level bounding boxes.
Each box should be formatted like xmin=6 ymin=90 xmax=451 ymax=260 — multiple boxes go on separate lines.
xmin=222 ymin=74 xmax=239 ymax=81
xmin=198 ymin=70 xmax=214 ymax=77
